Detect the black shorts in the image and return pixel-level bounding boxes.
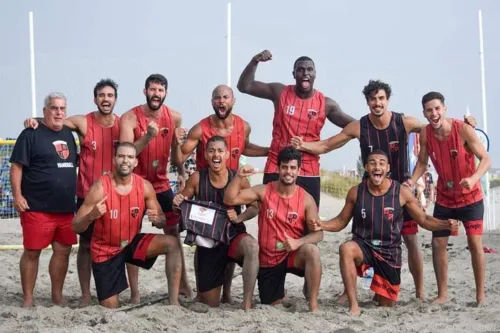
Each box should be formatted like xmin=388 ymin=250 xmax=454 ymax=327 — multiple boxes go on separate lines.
xmin=257 ymin=252 xmax=305 ymax=305
xmin=196 ymin=233 xmax=249 ymax=293
xmin=92 ymin=233 xmax=157 ymax=302
xmin=263 ymin=173 xmax=320 ymax=207
xmin=76 ymin=197 xmax=95 ymax=242
xmin=432 ymin=200 xmax=484 ymax=237
xmin=353 ymin=238 xmax=401 ymax=301
xmin=157 ymin=189 xmax=179 ymax=227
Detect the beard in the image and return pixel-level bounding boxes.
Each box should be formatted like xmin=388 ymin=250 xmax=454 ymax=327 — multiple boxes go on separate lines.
xmin=213 ymin=105 xmax=233 ymax=119
xmin=146 ymin=95 xmax=166 ymax=111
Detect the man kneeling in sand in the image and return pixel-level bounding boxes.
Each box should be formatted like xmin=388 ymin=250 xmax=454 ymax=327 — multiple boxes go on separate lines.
xmin=224 ymin=146 xmax=323 ymax=312
xmin=72 ymin=142 xmax=182 ymax=308
xmin=173 ymin=136 xmax=260 ymax=310
xmin=309 ymin=150 xmax=457 ymax=315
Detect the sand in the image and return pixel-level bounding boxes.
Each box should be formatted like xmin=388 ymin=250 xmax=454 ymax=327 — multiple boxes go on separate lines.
xmin=0 ymin=175 xmax=499 ymax=333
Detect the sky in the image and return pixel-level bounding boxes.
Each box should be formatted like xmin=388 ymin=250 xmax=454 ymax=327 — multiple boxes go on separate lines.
xmin=1 ymin=0 xmax=499 ymax=170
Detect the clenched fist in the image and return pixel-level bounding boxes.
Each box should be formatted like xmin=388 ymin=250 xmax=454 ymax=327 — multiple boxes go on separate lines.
xmin=237 ymin=164 xmax=258 ymax=178
xmin=252 ymin=50 xmax=272 ymax=63
xmin=147 ymin=121 xmax=159 ymax=138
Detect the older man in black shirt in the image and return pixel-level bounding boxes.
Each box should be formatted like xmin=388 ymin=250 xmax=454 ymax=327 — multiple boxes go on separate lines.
xmin=10 ymin=92 xmax=78 ymax=307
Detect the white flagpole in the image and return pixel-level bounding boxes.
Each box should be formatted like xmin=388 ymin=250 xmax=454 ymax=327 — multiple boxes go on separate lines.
xmin=29 ymin=11 xmax=37 ymax=117
xmin=478 ymin=9 xmax=492 ymax=229
xmin=227 ymin=3 xmax=232 ymax=87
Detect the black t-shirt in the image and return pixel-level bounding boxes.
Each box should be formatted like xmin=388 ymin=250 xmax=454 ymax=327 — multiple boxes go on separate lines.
xmin=10 ymin=124 xmax=77 ymax=213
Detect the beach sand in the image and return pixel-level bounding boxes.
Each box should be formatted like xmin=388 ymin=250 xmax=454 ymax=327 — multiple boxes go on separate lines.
xmin=0 ymin=174 xmax=499 ymax=333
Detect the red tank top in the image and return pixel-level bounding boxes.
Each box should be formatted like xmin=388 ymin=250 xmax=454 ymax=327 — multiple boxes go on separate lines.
xmin=426 ymin=119 xmax=482 ymax=208
xmin=196 ymin=115 xmax=245 ymax=170
xmin=257 ymin=182 xmax=306 ymax=267
xmin=91 ymin=173 xmax=145 ymax=263
xmin=76 ymin=112 xmax=120 ymax=198
xmin=132 ymin=105 xmax=175 ymax=193
xmin=265 ymin=85 xmax=326 ymax=176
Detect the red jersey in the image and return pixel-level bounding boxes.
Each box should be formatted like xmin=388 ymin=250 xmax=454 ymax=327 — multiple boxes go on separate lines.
xmin=426 ymin=119 xmax=482 ymax=208
xmin=132 ymin=105 xmax=175 ymax=193
xmin=196 ymin=114 xmax=246 ymax=170
xmin=76 ymin=112 xmax=120 ymax=198
xmin=91 ymin=173 xmax=145 ymax=263
xmin=257 ymin=182 xmax=306 ymax=267
xmin=265 ymin=85 xmax=326 ymax=176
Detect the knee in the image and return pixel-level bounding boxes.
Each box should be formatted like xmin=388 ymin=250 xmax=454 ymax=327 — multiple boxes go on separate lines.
xmin=23 ymin=249 xmax=41 ymax=260
xmin=54 ymin=246 xmax=72 ymax=258
xmin=164 ymin=235 xmax=181 ymax=253
xmin=302 ymin=244 xmax=320 ymax=261
xmin=467 ymin=237 xmax=483 ymax=253
xmin=431 ymin=237 xmax=448 ymax=250
xmin=339 ymin=242 xmax=355 ymax=259
xmin=243 ymin=238 xmax=259 ymax=258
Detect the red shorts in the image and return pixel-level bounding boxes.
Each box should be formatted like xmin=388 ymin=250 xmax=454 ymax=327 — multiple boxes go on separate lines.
xmin=21 ymin=212 xmax=77 ymax=250
xmin=401 ymin=207 xmax=419 ymax=236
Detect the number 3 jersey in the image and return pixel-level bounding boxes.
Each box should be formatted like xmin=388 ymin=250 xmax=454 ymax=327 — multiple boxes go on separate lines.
xmin=76 ymin=112 xmax=121 ymax=199
xmin=265 ymin=85 xmax=326 ymax=177
xmin=352 ymin=180 xmax=404 ymax=268
xmin=91 ymin=173 xmax=145 ymax=263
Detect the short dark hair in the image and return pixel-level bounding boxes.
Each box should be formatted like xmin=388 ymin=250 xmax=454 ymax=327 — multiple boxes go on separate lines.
xmin=293 ymin=56 xmax=315 ymax=70
xmin=277 ymin=146 xmax=302 ymax=167
xmin=93 ymin=78 xmax=118 ymax=99
xmin=421 ymin=91 xmax=445 ymax=108
xmin=366 ymin=149 xmax=389 ymax=163
xmin=145 ymin=74 xmax=168 ymax=90
xmin=115 ymin=142 xmax=137 ymax=156
xmin=206 ymin=135 xmax=227 ymax=147
xmin=362 ymin=80 xmax=392 ymax=102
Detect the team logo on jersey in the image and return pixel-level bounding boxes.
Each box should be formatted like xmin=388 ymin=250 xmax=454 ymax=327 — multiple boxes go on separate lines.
xmin=231 ymin=148 xmax=240 ymax=159
xmin=266 ymin=209 xmax=274 ymax=219
xmin=446 ymin=181 xmax=454 ymax=189
xmin=113 ymin=140 xmax=120 ymax=150
xmin=389 ymin=141 xmax=399 ymax=152
xmin=52 ymin=140 xmax=70 ymax=159
xmin=152 ymin=160 xmax=159 ymax=168
xmin=383 ymin=207 xmax=394 ymax=221
xmin=450 ymin=149 xmax=458 ymax=158
xmin=287 ymin=212 xmax=298 ymax=223
xmin=130 ymin=207 xmax=140 ymax=218
xmin=160 ymin=127 xmax=169 ymax=138
xmin=307 ymin=109 xmax=318 ymax=120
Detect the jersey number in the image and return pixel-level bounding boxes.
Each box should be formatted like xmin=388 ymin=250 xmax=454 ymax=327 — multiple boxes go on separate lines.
xmin=368 ymin=145 xmax=373 ymax=152
xmin=286 ymin=105 xmax=295 ymax=115
xmin=92 ymin=141 xmax=97 ymax=150
xmin=361 ymin=208 xmax=366 ymax=219
xmin=109 ymin=209 xmax=118 ymax=219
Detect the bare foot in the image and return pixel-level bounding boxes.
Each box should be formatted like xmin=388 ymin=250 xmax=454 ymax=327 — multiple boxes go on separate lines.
xmin=79 ymin=295 xmax=92 ymax=307
xmin=130 ymin=293 xmax=140 ymax=304
xmin=348 ymin=306 xmax=361 ymax=316
xmin=241 ymin=301 xmax=252 ymax=311
xmin=309 ymin=300 xmax=319 ymax=312
xmin=476 ymin=296 xmax=486 ymax=307
xmin=416 ymin=293 xmax=426 ymax=302
xmin=22 ymin=299 xmax=34 ymax=308
xmin=337 ymin=292 xmax=348 ymax=305
xmin=431 ymin=296 xmax=448 ymax=304
xmin=180 ymin=287 xmax=193 ymax=299
xmin=221 ymin=293 xmax=233 ymax=304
